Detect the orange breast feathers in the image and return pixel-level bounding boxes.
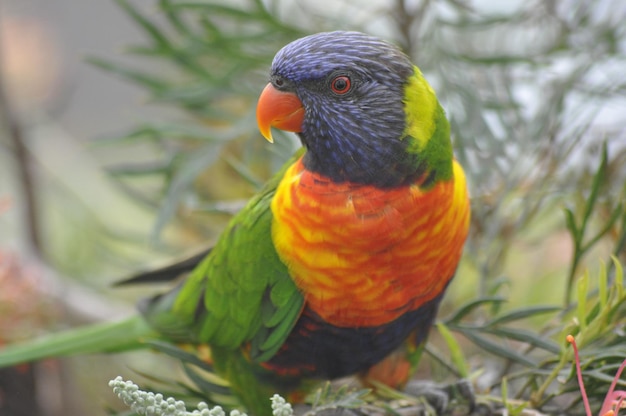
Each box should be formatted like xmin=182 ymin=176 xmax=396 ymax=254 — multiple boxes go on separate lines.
xmin=270 ymin=157 xmax=470 ymax=328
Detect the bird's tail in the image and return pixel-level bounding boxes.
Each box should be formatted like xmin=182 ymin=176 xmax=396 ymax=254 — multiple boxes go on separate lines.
xmin=0 ymin=315 xmax=156 ymax=367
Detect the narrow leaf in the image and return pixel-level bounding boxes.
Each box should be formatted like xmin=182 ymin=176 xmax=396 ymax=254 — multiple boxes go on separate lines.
xmin=444 ymin=296 xmax=507 ymax=324
xmin=484 ymin=327 xmax=560 ymax=353
xmin=582 ymin=202 xmax=624 ymax=253
xmin=577 ymin=270 xmax=589 ymax=331
xmin=563 ymin=207 xmax=580 ymax=242
xmin=487 ymin=305 xmax=561 ymax=326
xmin=87 ymin=57 xmax=167 ymax=91
xmin=581 ymin=142 xmax=608 ymax=232
xmin=457 ymin=329 xmax=536 ymax=367
xmin=436 ymin=322 xmax=469 ymax=377
xmin=152 ymin=143 xmax=224 ymax=240
xmin=611 ymin=255 xmax=624 ymax=299
xmin=599 ymin=261 xmax=608 ymax=309
xmin=116 ymin=0 xmax=171 ymax=49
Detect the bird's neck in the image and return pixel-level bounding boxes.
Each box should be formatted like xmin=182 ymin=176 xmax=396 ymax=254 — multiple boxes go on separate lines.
xmin=300 ymin=67 xmax=453 ymax=189
xmin=300 ymin=135 xmax=426 ymax=188
xmin=400 ymin=67 xmax=454 ymax=186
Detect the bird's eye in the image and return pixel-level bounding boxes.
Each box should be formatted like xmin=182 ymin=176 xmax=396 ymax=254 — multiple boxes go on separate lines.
xmin=330 ymin=75 xmax=351 ymax=95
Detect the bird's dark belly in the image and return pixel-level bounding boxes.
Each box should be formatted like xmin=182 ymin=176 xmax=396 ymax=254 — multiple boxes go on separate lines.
xmin=265 ymin=294 xmax=443 ymax=380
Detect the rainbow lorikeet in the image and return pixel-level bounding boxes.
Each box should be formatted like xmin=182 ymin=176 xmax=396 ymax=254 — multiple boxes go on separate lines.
xmin=0 ymin=31 xmax=470 ymax=415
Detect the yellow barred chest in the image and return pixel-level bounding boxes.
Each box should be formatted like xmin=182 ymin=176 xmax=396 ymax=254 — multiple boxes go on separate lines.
xmin=270 ymin=157 xmax=470 ymax=328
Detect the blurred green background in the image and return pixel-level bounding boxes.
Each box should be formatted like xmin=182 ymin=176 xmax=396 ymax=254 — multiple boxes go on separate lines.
xmin=1 ymin=0 xmax=625 ymax=415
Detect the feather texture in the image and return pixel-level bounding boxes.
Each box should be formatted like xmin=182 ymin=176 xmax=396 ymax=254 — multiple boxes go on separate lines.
xmin=0 ymin=31 xmax=470 ymax=416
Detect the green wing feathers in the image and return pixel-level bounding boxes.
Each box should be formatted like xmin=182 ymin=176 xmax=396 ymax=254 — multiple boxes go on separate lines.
xmin=0 ymin=152 xmax=304 ymax=369
xmin=142 ymin=151 xmax=304 ymax=360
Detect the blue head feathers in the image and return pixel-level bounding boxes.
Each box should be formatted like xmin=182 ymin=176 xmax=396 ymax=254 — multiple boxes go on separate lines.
xmin=269 ymin=31 xmax=424 ymax=187
xmin=272 ymin=31 xmax=412 ymax=86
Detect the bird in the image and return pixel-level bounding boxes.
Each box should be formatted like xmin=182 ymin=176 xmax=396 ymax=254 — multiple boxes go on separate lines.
xmin=0 ymin=31 xmax=470 ymax=415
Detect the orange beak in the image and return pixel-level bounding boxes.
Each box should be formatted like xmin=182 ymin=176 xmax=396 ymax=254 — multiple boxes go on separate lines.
xmin=256 ymin=83 xmax=305 ymax=143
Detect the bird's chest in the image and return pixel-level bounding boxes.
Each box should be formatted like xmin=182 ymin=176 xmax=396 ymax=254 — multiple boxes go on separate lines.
xmin=271 ymin=158 xmax=467 ymax=328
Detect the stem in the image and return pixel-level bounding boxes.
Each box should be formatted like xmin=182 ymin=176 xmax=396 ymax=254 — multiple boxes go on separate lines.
xmin=565 ymin=247 xmax=583 ymax=308
xmin=531 ymin=343 xmax=571 ymax=408
xmin=567 ymin=335 xmax=593 ymax=416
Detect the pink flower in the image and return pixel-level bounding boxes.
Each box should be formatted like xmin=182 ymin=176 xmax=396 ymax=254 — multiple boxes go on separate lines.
xmin=567 ymin=335 xmax=626 ymax=416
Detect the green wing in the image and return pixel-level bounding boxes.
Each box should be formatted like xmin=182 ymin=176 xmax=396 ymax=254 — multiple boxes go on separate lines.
xmin=142 ymin=150 xmax=305 ymax=362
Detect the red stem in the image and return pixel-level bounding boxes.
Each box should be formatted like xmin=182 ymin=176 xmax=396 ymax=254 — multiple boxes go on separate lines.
xmin=567 ymin=335 xmax=593 ymax=416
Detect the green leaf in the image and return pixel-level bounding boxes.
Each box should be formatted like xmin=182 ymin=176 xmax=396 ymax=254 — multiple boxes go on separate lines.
xmin=106 ymin=161 xmax=171 ymax=177
xmin=116 ymin=0 xmax=171 ymax=50
xmin=436 ymin=322 xmax=469 ymax=377
xmin=563 ymin=207 xmax=579 ymax=242
xmin=308 ymin=383 xmax=370 ymax=412
xmin=582 ymin=201 xmax=624 ymax=253
xmin=87 ymin=57 xmax=168 ymax=91
xmin=612 ymin=256 xmax=624 ymax=299
xmin=581 ymin=142 xmax=608 ymax=233
xmin=444 ymin=296 xmax=506 ymax=323
xmin=599 ymin=261 xmax=608 ymax=309
xmin=223 ymin=155 xmax=264 ymax=189
xmin=486 ymin=305 xmax=561 ymax=326
xmin=483 ymin=327 xmax=560 ymax=353
xmin=576 ymin=270 xmax=589 ymax=331
xmin=456 ymin=329 xmax=536 ymax=367
xmin=151 ymin=142 xmax=225 ymax=240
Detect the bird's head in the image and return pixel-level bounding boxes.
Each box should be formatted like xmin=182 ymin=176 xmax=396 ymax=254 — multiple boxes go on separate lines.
xmin=257 ymin=31 xmax=453 ymax=187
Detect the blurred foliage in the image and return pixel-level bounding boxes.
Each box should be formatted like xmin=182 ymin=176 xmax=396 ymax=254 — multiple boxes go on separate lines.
xmin=0 ymin=199 xmax=56 ymax=345
xmin=2 ymin=0 xmax=626 ymax=414
xmin=88 ymin=0 xmax=306 ymax=242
